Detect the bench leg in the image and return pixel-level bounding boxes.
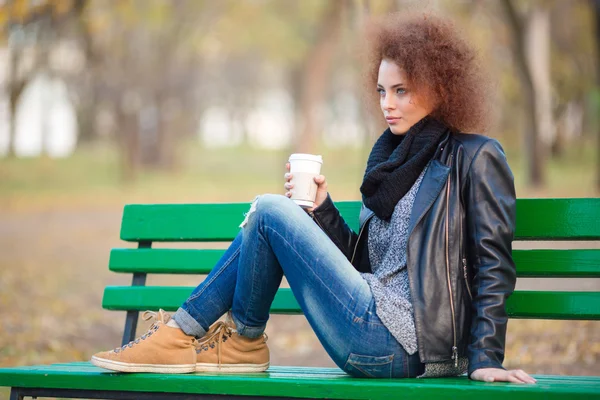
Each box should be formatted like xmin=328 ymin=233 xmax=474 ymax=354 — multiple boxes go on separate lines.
xmin=10 ymin=388 xmax=24 ymax=400
xmin=121 ymin=310 xmax=140 ymax=346
xmin=121 ymin=271 xmax=148 ymax=346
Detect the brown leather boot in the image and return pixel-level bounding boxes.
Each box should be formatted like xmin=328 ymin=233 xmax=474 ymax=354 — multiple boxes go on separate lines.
xmin=195 ymin=311 xmax=269 ymax=373
xmin=91 ymin=310 xmax=196 ymax=373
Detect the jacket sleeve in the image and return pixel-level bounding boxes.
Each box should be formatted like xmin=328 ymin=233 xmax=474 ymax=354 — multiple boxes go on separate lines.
xmin=464 ymin=139 xmax=517 ymax=377
xmin=310 ymin=192 xmax=359 ymax=261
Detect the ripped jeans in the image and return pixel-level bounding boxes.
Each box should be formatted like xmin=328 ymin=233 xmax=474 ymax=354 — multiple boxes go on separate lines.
xmin=172 ymin=194 xmax=424 ymax=378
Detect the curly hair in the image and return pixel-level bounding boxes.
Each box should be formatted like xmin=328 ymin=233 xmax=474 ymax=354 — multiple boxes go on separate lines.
xmin=364 ymin=12 xmax=492 ymax=133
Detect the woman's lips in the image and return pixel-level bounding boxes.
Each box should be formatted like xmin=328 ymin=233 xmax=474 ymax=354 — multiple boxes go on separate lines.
xmin=385 ymin=117 xmax=401 ymax=124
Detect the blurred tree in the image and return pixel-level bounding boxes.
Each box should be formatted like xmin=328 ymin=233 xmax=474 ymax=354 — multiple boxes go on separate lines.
xmin=547 ymin=1 xmax=594 ymax=158
xmin=294 ymin=0 xmax=347 ymax=153
xmin=204 ymin=0 xmax=347 ymax=153
xmin=83 ymin=0 xmax=215 ymax=180
xmin=591 ymin=0 xmax=600 ymax=190
xmin=1 ymin=0 xmax=85 ymax=157
xmin=500 ymin=0 xmax=547 ymax=187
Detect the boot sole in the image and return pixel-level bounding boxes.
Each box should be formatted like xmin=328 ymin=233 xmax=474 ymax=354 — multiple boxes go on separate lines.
xmin=195 ymin=361 xmax=270 ymax=373
xmin=91 ymin=356 xmax=196 ymax=373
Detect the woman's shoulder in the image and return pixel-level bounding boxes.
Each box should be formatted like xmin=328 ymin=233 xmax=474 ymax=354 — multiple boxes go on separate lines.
xmin=449 ymin=132 xmax=507 ymax=160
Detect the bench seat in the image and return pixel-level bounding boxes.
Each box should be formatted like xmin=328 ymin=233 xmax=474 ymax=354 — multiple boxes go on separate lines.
xmin=1 ymin=362 xmax=599 ymax=399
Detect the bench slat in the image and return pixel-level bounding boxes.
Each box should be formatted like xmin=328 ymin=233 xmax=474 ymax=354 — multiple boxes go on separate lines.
xmin=109 ymin=248 xmax=600 ymax=277
xmin=516 ymin=198 xmax=600 ymax=240
xmin=120 ymin=203 xmax=255 ymax=242
xmin=511 ymin=249 xmax=600 ymax=277
xmin=109 ymin=249 xmax=221 ymax=274
xmin=118 ymin=202 xmax=363 ymax=241
xmin=102 ymin=286 xmax=302 ymax=315
xmin=121 ymin=198 xmax=600 ymax=242
xmin=119 ymin=199 xmax=600 ymax=242
xmin=506 ymin=291 xmax=600 ymax=319
xmin=102 ymin=286 xmax=600 ymax=320
xmin=1 ymin=362 xmax=599 ymax=399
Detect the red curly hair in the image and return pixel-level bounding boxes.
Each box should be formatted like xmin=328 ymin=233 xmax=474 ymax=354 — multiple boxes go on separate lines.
xmin=364 ymin=12 xmax=492 ymax=133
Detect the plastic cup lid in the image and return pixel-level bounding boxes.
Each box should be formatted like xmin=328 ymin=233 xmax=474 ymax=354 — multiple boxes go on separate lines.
xmin=288 ymin=153 xmax=323 ymax=164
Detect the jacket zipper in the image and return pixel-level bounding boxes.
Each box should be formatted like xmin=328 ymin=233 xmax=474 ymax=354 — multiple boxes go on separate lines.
xmin=456 ymin=155 xmax=472 ymax=304
xmin=463 ymin=258 xmax=473 ymax=301
xmin=445 ymin=154 xmax=458 ymax=368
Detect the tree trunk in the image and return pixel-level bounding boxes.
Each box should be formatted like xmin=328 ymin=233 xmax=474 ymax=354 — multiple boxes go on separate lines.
xmin=295 ymin=0 xmax=346 ymax=153
xmin=526 ymin=7 xmax=554 ymax=156
xmin=117 ymin=110 xmax=140 ymax=183
xmin=156 ymin=97 xmax=175 ymax=170
xmin=7 ymin=48 xmax=25 ymax=158
xmin=351 ymin=0 xmax=383 ymax=147
xmin=592 ymin=0 xmax=600 ymax=191
xmin=76 ymin=83 xmax=98 ymax=144
xmin=69 ymin=0 xmax=96 ymax=144
xmin=500 ymin=0 xmax=545 ymax=187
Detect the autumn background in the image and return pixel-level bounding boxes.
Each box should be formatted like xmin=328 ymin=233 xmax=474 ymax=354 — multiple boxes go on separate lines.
xmin=0 ymin=0 xmax=599 ymax=398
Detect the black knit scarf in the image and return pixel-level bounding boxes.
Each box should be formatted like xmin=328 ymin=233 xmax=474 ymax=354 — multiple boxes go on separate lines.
xmin=360 ymin=117 xmax=448 ymax=220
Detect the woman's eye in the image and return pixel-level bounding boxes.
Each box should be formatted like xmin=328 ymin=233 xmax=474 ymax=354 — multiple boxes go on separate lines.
xmin=377 ymin=88 xmax=385 ymax=96
xmin=396 ymin=88 xmax=406 ymax=94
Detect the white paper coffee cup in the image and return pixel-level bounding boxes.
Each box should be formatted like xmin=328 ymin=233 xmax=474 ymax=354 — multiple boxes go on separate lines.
xmin=288 ymin=153 xmax=323 ymax=208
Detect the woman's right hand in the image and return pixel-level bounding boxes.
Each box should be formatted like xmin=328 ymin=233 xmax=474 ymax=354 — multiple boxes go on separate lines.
xmin=284 ymin=162 xmax=328 ymax=212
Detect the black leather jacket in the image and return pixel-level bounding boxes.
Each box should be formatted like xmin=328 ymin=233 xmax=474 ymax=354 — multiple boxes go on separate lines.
xmin=311 ymin=132 xmax=517 ymax=376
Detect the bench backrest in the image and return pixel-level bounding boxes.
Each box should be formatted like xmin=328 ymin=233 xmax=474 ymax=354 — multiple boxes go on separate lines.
xmin=105 ymin=198 xmax=600 ymax=345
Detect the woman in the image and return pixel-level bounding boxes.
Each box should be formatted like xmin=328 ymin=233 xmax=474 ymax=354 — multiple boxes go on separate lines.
xmin=91 ymin=13 xmax=536 ymax=383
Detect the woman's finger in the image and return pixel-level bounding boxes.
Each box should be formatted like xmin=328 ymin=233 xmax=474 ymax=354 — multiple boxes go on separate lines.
xmin=286 ymin=163 xmax=290 ymax=171
xmin=515 ymin=370 xmax=536 ymax=384
xmin=506 ymin=372 xmax=525 ymax=384
xmin=314 ymin=175 xmax=327 ymax=189
xmin=285 ymin=191 xmax=292 ymax=197
xmin=509 ymin=370 xmax=529 ymax=384
xmin=284 ymin=172 xmax=293 ymax=181
xmin=284 ymin=182 xmax=294 ymax=190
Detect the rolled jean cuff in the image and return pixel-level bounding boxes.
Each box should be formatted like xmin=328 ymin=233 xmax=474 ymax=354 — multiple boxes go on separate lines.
xmin=172 ymin=307 xmax=207 ymax=338
xmin=231 ymin=311 xmax=266 ymax=339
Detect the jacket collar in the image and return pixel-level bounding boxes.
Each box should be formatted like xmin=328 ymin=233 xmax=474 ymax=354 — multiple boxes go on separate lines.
xmin=408 ymin=159 xmax=450 ymax=235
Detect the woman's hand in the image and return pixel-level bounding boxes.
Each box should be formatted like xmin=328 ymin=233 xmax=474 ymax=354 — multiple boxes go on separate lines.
xmin=284 ymin=162 xmax=328 ymax=212
xmin=470 ymin=368 xmax=536 ymax=384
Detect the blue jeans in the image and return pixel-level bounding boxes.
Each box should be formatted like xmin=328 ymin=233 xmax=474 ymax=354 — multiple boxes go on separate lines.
xmin=172 ymin=194 xmax=424 ymax=378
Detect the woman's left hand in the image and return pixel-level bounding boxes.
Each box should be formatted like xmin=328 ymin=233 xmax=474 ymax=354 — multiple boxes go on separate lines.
xmin=470 ymin=368 xmax=537 ymax=384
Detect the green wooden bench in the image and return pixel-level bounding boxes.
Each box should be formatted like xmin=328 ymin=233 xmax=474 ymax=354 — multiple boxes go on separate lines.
xmin=1 ymin=198 xmax=600 ymax=399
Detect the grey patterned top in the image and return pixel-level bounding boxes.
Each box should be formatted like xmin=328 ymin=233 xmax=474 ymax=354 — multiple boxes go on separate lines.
xmin=360 ymin=169 xmax=425 ymax=355
xmin=360 ymin=166 xmax=468 ymax=378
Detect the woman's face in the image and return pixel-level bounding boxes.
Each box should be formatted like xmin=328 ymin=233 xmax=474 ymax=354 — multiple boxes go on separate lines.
xmin=377 ymin=59 xmax=434 ymax=135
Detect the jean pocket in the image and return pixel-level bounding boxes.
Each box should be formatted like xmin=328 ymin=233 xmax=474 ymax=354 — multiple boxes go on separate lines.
xmin=343 ymin=353 xmax=394 ymax=378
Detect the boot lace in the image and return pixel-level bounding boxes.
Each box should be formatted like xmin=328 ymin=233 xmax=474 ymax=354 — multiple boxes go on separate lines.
xmin=195 ymin=321 xmax=234 ymax=366
xmin=113 ymin=309 xmax=168 ymax=353
xmin=194 ymin=318 xmax=268 ymax=368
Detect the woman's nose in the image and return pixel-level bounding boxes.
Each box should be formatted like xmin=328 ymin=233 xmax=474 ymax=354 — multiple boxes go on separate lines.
xmin=382 ymin=95 xmax=396 ymax=110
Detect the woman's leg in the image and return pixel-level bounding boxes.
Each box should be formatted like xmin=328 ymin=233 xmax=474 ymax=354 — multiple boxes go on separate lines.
xmin=170 ymin=232 xmax=243 ymax=337
xmin=171 ymin=193 xmax=365 ymax=344
xmin=224 ymin=194 xmax=422 ymax=378
xmin=92 ymin=192 xmax=422 ymax=377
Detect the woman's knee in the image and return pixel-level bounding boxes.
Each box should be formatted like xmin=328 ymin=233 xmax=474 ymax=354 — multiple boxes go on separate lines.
xmin=239 ymin=193 xmax=296 ymax=228
xmin=256 ymin=193 xmax=293 ymax=211
xmin=255 ymin=193 xmax=300 ymax=220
